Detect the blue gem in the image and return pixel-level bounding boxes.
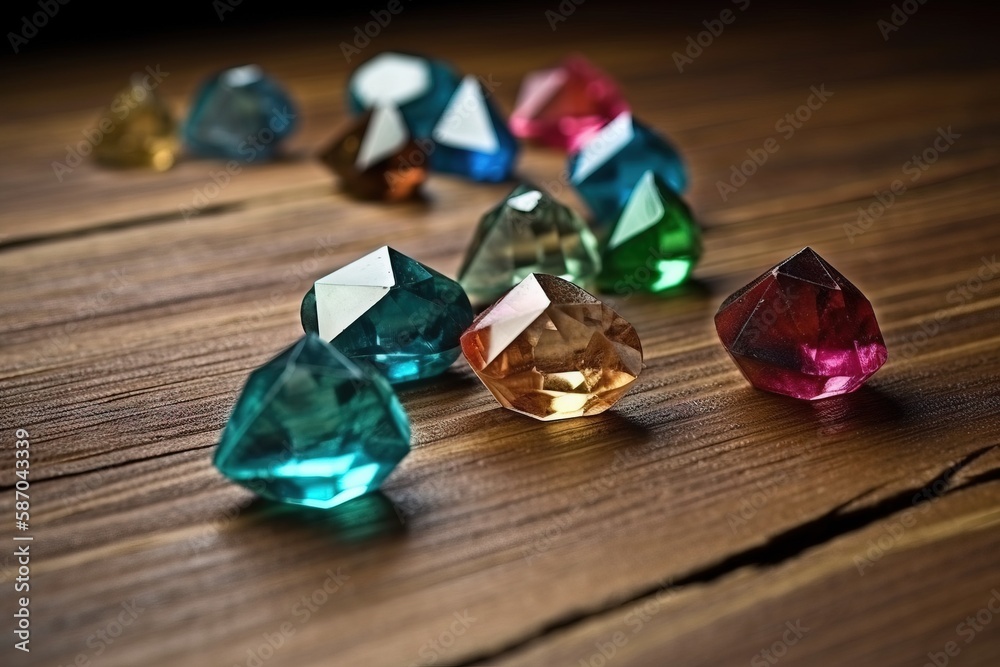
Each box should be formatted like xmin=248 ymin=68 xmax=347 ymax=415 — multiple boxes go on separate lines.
xmin=568 ymin=112 xmax=687 ymax=227
xmin=429 ymin=76 xmax=519 ymax=182
xmin=214 ymin=335 xmax=410 ymax=509
xmin=183 ymin=64 xmax=298 ymax=161
xmin=347 ymin=52 xmax=460 ymax=140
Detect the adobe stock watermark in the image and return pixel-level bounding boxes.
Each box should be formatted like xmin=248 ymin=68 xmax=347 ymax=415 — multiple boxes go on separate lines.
xmin=673 ymin=0 xmax=752 ymax=73
xmin=750 ymin=620 xmax=810 ymax=666
xmin=52 ymin=66 xmax=169 ymax=182
xmin=576 ymin=580 xmax=676 ymax=667
xmin=7 ymin=0 xmax=70 ymax=53
xmin=545 ymin=0 xmax=586 ymax=31
xmin=716 ymin=85 xmax=833 ymax=202
xmin=406 ymin=611 xmax=476 ymax=667
xmin=877 ymin=0 xmax=929 ymax=41
xmin=179 ymin=105 xmax=296 ymax=220
xmin=844 ymin=126 xmax=959 ymax=243
xmin=340 ymin=0 xmax=409 ymax=62
xmin=923 ymin=589 xmax=1000 ymax=667
xmin=55 ymin=598 xmax=146 ymax=667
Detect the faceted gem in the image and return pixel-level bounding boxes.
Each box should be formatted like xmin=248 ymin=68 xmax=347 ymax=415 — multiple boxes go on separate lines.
xmin=598 ymin=171 xmax=701 ymax=293
xmin=510 ymin=54 xmax=629 ymax=151
xmin=461 ymin=274 xmax=643 ymax=421
xmin=347 ymin=52 xmax=461 ymax=140
xmin=214 ymin=335 xmax=410 ymax=509
xmin=457 ymin=184 xmax=601 ymax=307
xmin=429 ymin=76 xmax=519 ymax=182
xmin=715 ymin=248 xmax=888 ymax=400
xmin=301 ymin=247 xmax=474 ymax=384
xmin=318 ymin=105 xmax=426 ymax=201
xmin=183 ymin=64 xmax=297 ymax=161
xmin=91 ymin=74 xmax=178 ymax=171
xmin=568 ymin=111 xmax=687 ymax=226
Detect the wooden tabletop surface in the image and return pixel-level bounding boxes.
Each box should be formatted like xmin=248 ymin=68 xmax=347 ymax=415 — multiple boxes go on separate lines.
xmin=2 ymin=5 xmax=1000 ymax=666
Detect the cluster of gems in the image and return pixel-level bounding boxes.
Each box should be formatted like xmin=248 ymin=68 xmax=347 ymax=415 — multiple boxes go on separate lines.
xmin=213 ymin=52 xmax=888 ymax=509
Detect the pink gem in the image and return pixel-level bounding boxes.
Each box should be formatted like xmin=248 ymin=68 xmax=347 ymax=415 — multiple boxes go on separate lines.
xmin=715 ymin=248 xmax=888 ymax=400
xmin=510 ymin=55 xmax=630 ymax=151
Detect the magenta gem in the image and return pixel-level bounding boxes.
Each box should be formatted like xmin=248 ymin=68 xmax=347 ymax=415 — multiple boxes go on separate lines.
xmin=715 ymin=247 xmax=888 ymax=400
xmin=510 ymin=54 xmax=629 ymax=151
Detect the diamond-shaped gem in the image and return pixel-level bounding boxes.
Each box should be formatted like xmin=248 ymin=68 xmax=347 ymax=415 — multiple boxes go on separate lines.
xmin=183 ymin=64 xmax=297 ymax=160
xmin=301 ymin=247 xmax=474 ymax=383
xmin=429 ymin=76 xmax=519 ymax=182
xmin=568 ymin=111 xmax=687 ymax=226
xmin=715 ymin=248 xmax=888 ymax=400
xmin=461 ymin=274 xmax=643 ymax=421
xmin=214 ymin=335 xmax=410 ymax=509
xmin=598 ymin=170 xmax=701 ymax=293
xmin=347 ymin=52 xmax=460 ymax=140
xmin=510 ymin=54 xmax=629 ymax=151
xmin=318 ymin=105 xmax=426 ymax=201
xmin=457 ymin=184 xmax=601 ymax=306
xmin=91 ymin=74 xmax=178 ymax=171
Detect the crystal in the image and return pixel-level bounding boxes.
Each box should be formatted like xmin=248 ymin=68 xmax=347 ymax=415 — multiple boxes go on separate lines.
xmin=461 ymin=273 xmax=643 ymax=421
xmin=347 ymin=52 xmax=460 ymax=140
xmin=715 ymin=248 xmax=888 ymax=400
xmin=457 ymin=184 xmax=601 ymax=307
xmin=183 ymin=64 xmax=297 ymax=161
xmin=568 ymin=111 xmax=687 ymax=226
xmin=429 ymin=75 xmax=519 ymax=182
xmin=91 ymin=74 xmax=179 ymax=171
xmin=318 ymin=105 xmax=426 ymax=201
xmin=598 ymin=171 xmax=701 ymax=293
xmin=301 ymin=247 xmax=474 ymax=383
xmin=510 ymin=54 xmax=629 ymax=151
xmin=214 ymin=335 xmax=410 ymax=509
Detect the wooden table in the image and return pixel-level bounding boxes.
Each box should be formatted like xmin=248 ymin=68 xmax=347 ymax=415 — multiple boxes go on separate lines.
xmin=3 ymin=5 xmax=1000 ymax=666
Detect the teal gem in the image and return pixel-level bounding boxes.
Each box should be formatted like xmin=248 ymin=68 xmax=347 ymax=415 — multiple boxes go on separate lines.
xmin=183 ymin=64 xmax=298 ymax=161
xmin=301 ymin=247 xmax=474 ymax=383
xmin=568 ymin=111 xmax=687 ymax=227
xmin=457 ymin=184 xmax=601 ymax=306
xmin=347 ymin=52 xmax=460 ymax=140
xmin=214 ymin=335 xmax=410 ymax=509
xmin=598 ymin=170 xmax=701 ymax=293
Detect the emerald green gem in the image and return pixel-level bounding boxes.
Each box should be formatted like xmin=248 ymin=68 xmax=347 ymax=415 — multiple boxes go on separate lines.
xmin=457 ymin=184 xmax=601 ymax=306
xmin=301 ymin=246 xmax=473 ymax=384
xmin=597 ymin=170 xmax=701 ymax=293
xmin=214 ymin=335 xmax=410 ymax=509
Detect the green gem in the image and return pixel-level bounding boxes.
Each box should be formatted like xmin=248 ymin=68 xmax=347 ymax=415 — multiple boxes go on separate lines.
xmin=301 ymin=247 xmax=473 ymax=384
xmin=214 ymin=335 xmax=410 ymax=509
xmin=597 ymin=170 xmax=701 ymax=293
xmin=458 ymin=184 xmax=601 ymax=306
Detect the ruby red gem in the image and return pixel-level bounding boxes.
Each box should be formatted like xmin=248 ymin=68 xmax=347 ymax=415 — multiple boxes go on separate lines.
xmin=510 ymin=55 xmax=629 ymax=151
xmin=715 ymin=248 xmax=888 ymax=400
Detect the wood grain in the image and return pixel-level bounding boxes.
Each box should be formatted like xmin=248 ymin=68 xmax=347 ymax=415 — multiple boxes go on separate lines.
xmin=2 ymin=6 xmax=1000 ymax=667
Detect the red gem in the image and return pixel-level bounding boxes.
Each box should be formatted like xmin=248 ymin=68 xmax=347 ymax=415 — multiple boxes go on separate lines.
xmin=715 ymin=248 xmax=888 ymax=400
xmin=510 ymin=55 xmax=629 ymax=151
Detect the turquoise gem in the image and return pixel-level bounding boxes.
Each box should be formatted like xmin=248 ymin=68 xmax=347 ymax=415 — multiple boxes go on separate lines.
xmin=568 ymin=112 xmax=687 ymax=227
xmin=429 ymin=76 xmax=519 ymax=182
xmin=214 ymin=335 xmax=410 ymax=509
xmin=301 ymin=247 xmax=474 ymax=384
xmin=183 ymin=64 xmax=298 ymax=161
xmin=347 ymin=52 xmax=460 ymax=140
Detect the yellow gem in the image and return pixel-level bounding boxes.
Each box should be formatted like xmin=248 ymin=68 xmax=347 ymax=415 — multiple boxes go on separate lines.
xmin=91 ymin=74 xmax=178 ymax=171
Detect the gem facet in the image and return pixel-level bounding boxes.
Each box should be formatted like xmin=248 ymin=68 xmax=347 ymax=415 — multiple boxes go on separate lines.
xmin=457 ymin=184 xmax=601 ymax=307
xmin=347 ymin=52 xmax=461 ymax=140
xmin=318 ymin=105 xmax=427 ymax=201
xmin=429 ymin=75 xmax=519 ymax=182
xmin=510 ymin=54 xmax=629 ymax=151
xmin=301 ymin=247 xmax=474 ymax=384
xmin=568 ymin=112 xmax=687 ymax=226
xmin=715 ymin=248 xmax=888 ymax=400
xmin=91 ymin=74 xmax=179 ymax=171
xmin=183 ymin=64 xmax=297 ymax=161
xmin=598 ymin=171 xmax=701 ymax=293
xmin=461 ymin=274 xmax=643 ymax=421
xmin=214 ymin=335 xmax=410 ymax=509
